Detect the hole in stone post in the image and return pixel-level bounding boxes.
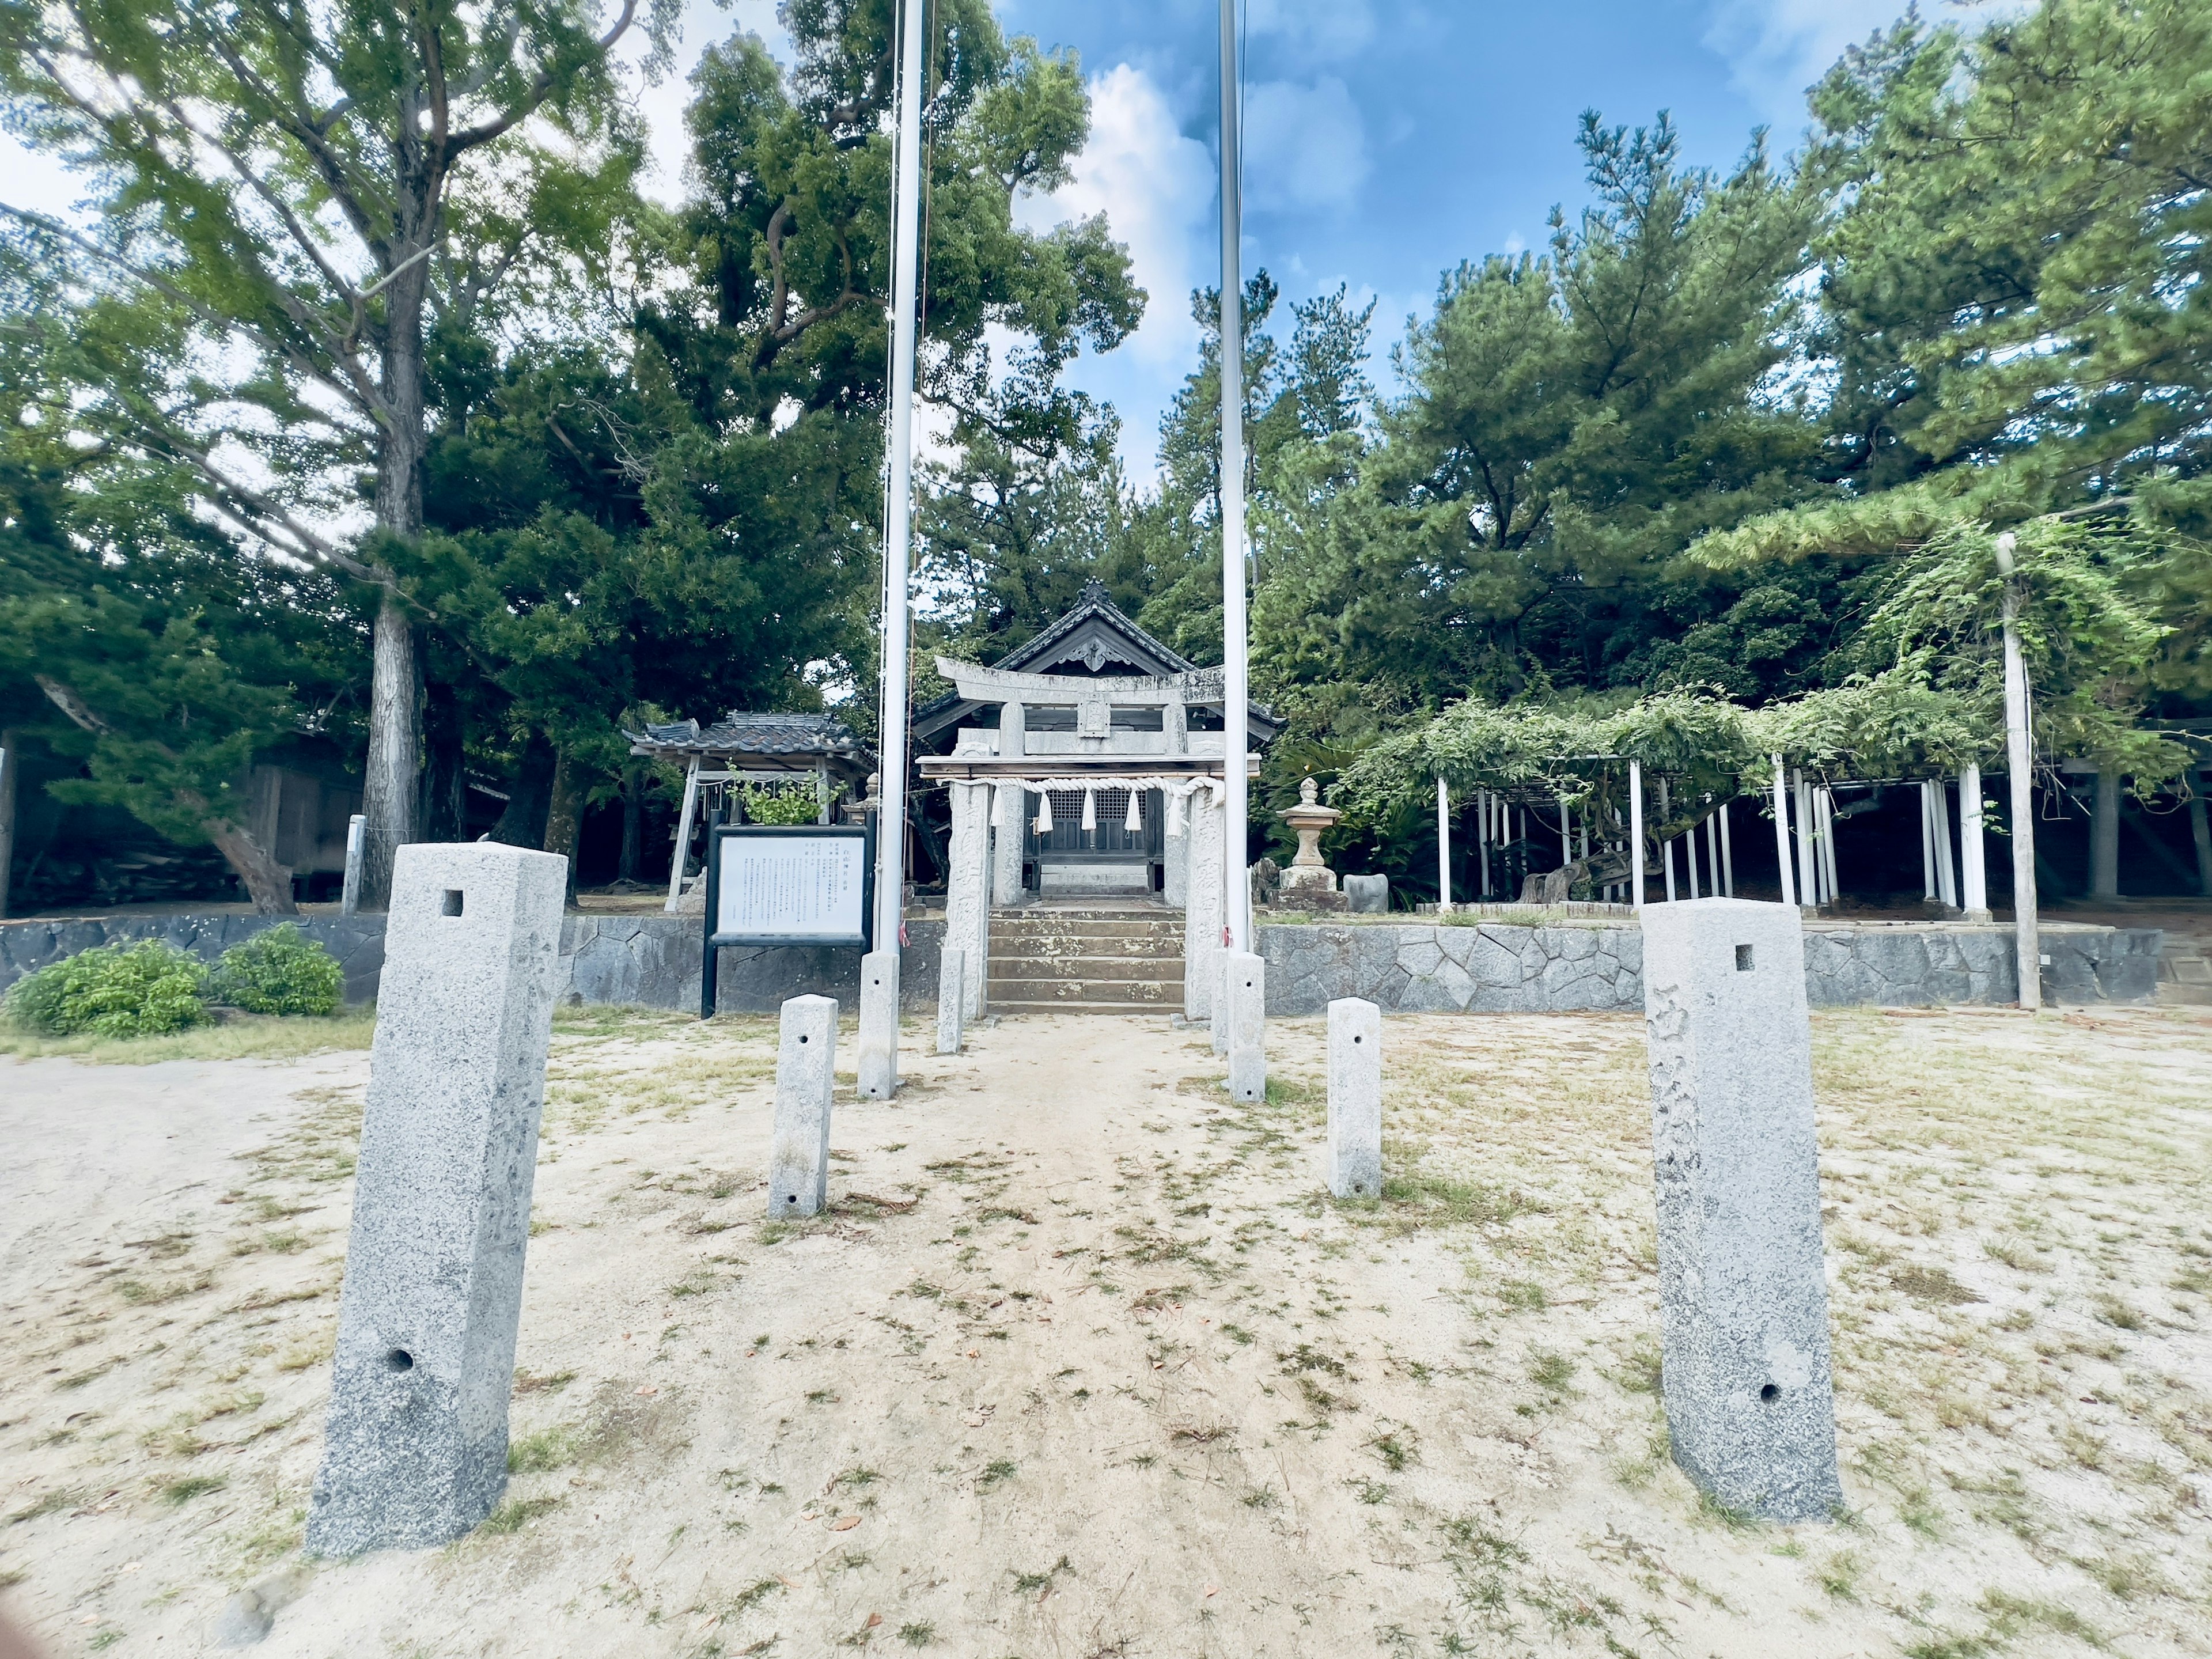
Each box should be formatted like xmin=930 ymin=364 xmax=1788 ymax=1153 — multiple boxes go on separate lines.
xmin=1353 ymin=1035 xmax=1362 ymax=1044
xmin=1735 ymin=944 xmax=1755 ymax=972
xmin=798 ymin=1034 xmax=809 ymax=1044
xmin=442 ymin=890 xmax=464 ymax=918
xmin=1759 ymin=1382 xmax=1779 ymax=1403
xmin=385 ymin=1349 xmax=414 ymax=1373
xmin=786 ymin=1195 xmax=797 ymax=1205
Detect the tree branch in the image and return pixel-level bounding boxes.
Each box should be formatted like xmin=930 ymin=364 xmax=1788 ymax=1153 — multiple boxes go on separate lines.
xmin=446 ymin=0 xmax=640 ymax=154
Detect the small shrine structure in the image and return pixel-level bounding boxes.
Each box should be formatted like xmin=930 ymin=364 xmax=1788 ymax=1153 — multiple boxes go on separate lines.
xmin=915 ymin=581 xmax=1279 ymax=1016
xmin=628 ymin=712 xmax=873 ymax=911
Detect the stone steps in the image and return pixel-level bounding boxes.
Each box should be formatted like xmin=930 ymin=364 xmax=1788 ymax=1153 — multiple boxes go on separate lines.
xmin=986 ymin=907 xmax=1184 ymax=1015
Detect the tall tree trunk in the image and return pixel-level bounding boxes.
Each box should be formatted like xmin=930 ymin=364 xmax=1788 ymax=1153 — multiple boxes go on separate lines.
xmin=543 ymin=747 xmax=584 ymax=902
xmin=419 ymin=680 xmax=465 ymax=843
xmin=185 ymin=792 xmax=298 ymax=915
xmin=619 ymin=760 xmax=645 ymax=882
xmin=0 ymin=727 xmax=18 ymax=919
xmin=358 ymin=248 xmax=432 ymax=908
xmin=494 ymin=731 xmax=556 ymax=847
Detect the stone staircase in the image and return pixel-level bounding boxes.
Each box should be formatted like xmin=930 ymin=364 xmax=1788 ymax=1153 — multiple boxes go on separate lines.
xmin=987 ymin=907 xmax=1185 ymax=1016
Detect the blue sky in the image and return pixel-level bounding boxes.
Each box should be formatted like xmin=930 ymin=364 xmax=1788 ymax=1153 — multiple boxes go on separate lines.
xmin=3 ymin=0 xmax=1998 ymax=475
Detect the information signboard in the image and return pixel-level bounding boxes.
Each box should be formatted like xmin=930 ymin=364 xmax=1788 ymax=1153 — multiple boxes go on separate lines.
xmin=700 ymin=823 xmax=874 ymax=1017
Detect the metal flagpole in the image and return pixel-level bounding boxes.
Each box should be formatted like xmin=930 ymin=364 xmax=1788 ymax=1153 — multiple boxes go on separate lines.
xmin=1218 ymin=0 xmax=1251 ymax=953
xmin=866 ymin=0 xmax=927 ymax=1034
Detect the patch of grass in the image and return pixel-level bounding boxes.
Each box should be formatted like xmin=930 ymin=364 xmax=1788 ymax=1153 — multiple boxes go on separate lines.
xmin=507 ymin=1427 xmax=578 ymax=1474
xmin=480 ymin=1495 xmax=562 ymax=1533
xmin=160 ymin=1476 xmax=228 ymax=1506
xmin=897 ymin=1623 xmax=935 ymax=1647
xmin=1817 ymin=1550 xmax=1863 ymax=1600
xmin=513 ymin=1368 xmax=577 ymax=1394
xmin=1497 ymin=1279 xmax=1547 ymax=1312
xmin=1012 ymin=1556 xmax=1071 ymax=1594
xmin=1366 ymin=1168 xmax=1539 ymax=1235
xmin=1368 ymin=1430 xmax=1416 ymax=1472
xmin=978 ymin=1460 xmax=1018 ymax=1490
xmin=1241 ymin=1487 xmax=1279 ymax=1509
xmin=6 ymin=1490 xmax=74 ymax=1524
xmin=0 ymin=1009 xmax=376 ymax=1064
xmin=2092 ymin=1295 xmax=2142 ymax=1331
xmin=832 ymin=1466 xmax=882 ymax=1490
xmin=1891 ymin=1264 xmax=1984 ymax=1305
xmin=1526 ymin=1348 xmax=1575 ymax=1392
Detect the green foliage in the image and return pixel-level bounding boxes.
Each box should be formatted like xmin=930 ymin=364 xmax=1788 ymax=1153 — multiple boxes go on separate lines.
xmin=4 ymin=942 xmax=207 ymax=1038
xmin=741 ymin=784 xmax=824 ymax=827
xmin=209 ymin=926 xmax=344 ymax=1017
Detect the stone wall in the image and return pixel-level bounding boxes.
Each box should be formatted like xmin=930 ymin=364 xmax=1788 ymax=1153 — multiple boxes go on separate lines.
xmin=0 ymin=913 xmax=389 ymax=1007
xmin=0 ymin=909 xmax=2158 ymax=1017
xmin=1255 ymin=919 xmax=2163 ymax=1016
xmin=0 ymin=912 xmax=943 ymax=1017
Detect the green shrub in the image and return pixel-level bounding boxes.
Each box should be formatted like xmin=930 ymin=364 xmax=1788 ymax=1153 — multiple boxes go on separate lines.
xmin=210 ymin=924 xmax=344 ymax=1016
xmin=742 ymin=783 xmax=825 ymax=826
xmin=4 ymin=941 xmax=209 ymax=1037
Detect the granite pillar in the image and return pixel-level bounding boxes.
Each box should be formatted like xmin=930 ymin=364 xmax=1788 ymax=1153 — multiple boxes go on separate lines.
xmin=769 ymin=994 xmax=838 ymax=1217
xmin=1183 ymin=787 xmax=1224 ymax=1020
xmin=1641 ymin=897 xmax=1842 ymax=1522
xmin=856 ymin=950 xmax=899 ymax=1099
xmin=1225 ymin=950 xmax=1266 ymax=1104
xmin=306 ymin=842 xmax=567 ymax=1555
xmin=936 ymin=948 xmax=965 ymax=1055
xmin=1325 ymin=997 xmax=1381 ymax=1198
xmin=945 ymin=781 xmax=990 ymax=1017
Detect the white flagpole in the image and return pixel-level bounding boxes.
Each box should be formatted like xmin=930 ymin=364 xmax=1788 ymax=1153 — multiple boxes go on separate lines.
xmin=1218 ymin=0 xmax=1252 ymax=953
xmin=1997 ymin=533 xmax=2041 ymax=1009
xmin=872 ymin=0 xmax=927 ymax=963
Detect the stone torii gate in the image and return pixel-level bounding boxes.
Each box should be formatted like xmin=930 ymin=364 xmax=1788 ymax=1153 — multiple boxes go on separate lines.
xmin=916 ymin=594 xmax=1272 ymax=1022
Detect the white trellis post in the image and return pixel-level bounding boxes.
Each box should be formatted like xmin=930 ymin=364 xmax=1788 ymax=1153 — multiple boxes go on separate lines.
xmin=1436 ymin=775 xmax=1451 ymax=912
xmin=1793 ymin=768 xmax=1817 ymax=910
xmin=1960 ymin=763 xmax=1990 ymax=919
xmin=1477 ymin=788 xmax=1491 ymax=898
xmin=1629 ymin=762 xmax=1645 ymax=911
xmin=1920 ymin=781 xmax=1938 ymax=902
xmin=1770 ymin=757 xmax=1797 ymax=907
xmin=1718 ymin=799 xmax=1734 ymax=897
xmin=1659 ymin=777 xmax=1677 ymax=902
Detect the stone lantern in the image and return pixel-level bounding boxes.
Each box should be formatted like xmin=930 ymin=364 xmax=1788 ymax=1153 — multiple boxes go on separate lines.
xmin=1278 ymin=775 xmax=1343 ymax=900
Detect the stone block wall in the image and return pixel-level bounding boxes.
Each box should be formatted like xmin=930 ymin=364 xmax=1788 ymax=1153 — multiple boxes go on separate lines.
xmin=0 ymin=912 xmax=943 ymax=1017
xmin=0 ymin=913 xmax=388 ymax=1006
xmin=0 ymin=910 xmax=2156 ymax=1017
xmin=1255 ymin=919 xmax=2163 ymax=1016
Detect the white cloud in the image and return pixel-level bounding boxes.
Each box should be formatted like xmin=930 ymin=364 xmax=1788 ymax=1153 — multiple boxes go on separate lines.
xmin=1242 ymin=77 xmax=1368 ymax=215
xmin=1018 ymin=63 xmax=1216 ymax=374
xmin=1702 ymin=0 xmax=1916 ymax=131
xmin=1246 ymin=0 xmax=1377 ymax=59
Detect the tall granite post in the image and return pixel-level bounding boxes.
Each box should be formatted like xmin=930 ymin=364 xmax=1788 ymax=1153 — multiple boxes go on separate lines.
xmin=1225 ymin=950 xmax=1266 ymax=1103
xmin=945 ymin=781 xmax=990 ymax=1018
xmin=1325 ymin=998 xmax=1381 ymax=1198
xmin=769 ymin=995 xmax=839 ymax=1217
xmin=936 ymin=949 xmax=965 ymax=1056
xmin=1183 ymin=787 xmax=1224 ymax=1022
xmin=992 ymin=783 xmax=1027 ymax=905
xmin=856 ymin=950 xmax=899 ymax=1099
xmin=306 ymin=843 xmax=567 ymax=1555
xmin=1641 ymin=897 xmax=1842 ymax=1521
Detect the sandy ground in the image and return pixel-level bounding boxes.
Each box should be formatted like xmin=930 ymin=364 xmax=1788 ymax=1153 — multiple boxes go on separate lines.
xmin=2 ymin=1003 xmax=2210 ymax=1659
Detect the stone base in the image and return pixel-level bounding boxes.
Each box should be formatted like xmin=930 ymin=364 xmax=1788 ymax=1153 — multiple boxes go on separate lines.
xmin=1279 ymin=865 xmax=1338 ymax=895
xmin=307 ymin=1395 xmax=508 ymax=1555
xmin=1042 ymin=862 xmax=1150 ymax=895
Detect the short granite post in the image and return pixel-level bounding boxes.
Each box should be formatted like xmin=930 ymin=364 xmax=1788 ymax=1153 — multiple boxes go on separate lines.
xmin=1642 ymin=897 xmax=1842 ymax=1521
xmin=1225 ymin=950 xmax=1266 ymax=1103
xmin=768 ymin=995 xmax=838 ymax=1217
xmin=1325 ymin=998 xmax=1382 ymax=1198
xmin=1183 ymin=788 xmax=1224 ymax=1022
xmin=1344 ymin=873 xmax=1387 ymax=915
xmin=856 ymin=950 xmax=899 ymax=1099
xmin=305 ymin=842 xmax=567 ymax=1556
xmin=936 ymin=948 xmax=965 ymax=1056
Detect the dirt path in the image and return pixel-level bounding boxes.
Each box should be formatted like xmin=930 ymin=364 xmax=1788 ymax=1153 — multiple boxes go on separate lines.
xmin=1 ymin=1006 xmax=2208 ymax=1658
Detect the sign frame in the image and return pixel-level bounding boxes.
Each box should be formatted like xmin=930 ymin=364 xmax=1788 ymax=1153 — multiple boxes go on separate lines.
xmin=700 ymin=820 xmax=876 ymax=1018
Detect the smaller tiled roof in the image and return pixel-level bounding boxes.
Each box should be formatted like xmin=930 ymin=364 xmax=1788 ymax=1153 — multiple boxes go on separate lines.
xmin=628 ymin=711 xmax=871 ymax=768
